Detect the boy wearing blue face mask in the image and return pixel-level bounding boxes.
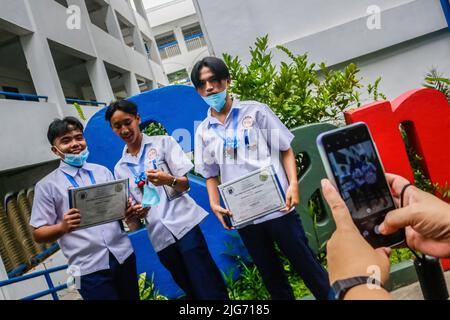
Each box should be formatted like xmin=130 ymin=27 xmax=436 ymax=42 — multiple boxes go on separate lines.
xmin=192 ymin=57 xmax=331 ymax=300
xmin=30 ymin=117 xmax=141 ymax=300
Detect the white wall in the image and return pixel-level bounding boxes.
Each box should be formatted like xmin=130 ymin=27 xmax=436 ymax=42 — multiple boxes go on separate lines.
xmin=194 ymin=0 xmax=450 ymax=99
xmin=0 ymin=100 xmax=100 ymax=172
xmin=145 ymin=0 xmax=196 ymax=27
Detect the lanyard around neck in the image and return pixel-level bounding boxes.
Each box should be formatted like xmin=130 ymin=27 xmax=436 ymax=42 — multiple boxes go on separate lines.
xmin=126 ymin=144 xmax=157 ymax=185
xmin=212 ymin=108 xmax=239 ymax=148
xmin=63 ymin=170 xmax=96 ymax=188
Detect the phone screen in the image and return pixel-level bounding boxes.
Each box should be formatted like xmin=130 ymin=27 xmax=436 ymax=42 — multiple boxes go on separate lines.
xmin=327 ymin=140 xmax=394 ymax=220
xmin=320 ymin=123 xmax=405 ymax=247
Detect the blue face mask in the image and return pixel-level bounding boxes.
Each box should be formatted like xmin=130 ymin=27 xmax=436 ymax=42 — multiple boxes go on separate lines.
xmin=57 ymin=148 xmax=90 ymax=167
xmin=142 ymin=183 xmax=160 ymax=208
xmin=202 ymin=89 xmax=227 ymax=112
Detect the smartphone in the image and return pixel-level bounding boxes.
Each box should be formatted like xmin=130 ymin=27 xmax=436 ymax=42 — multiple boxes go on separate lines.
xmin=317 ymin=122 xmax=405 ymax=248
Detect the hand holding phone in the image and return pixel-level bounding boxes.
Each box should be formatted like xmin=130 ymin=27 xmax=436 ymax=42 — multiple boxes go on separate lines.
xmin=317 ymin=122 xmax=405 ymax=248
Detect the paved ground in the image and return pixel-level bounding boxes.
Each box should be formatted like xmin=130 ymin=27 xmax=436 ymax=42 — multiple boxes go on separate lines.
xmin=391 ymin=271 xmax=450 ymax=300
xmin=57 ymin=271 xmax=450 ymax=300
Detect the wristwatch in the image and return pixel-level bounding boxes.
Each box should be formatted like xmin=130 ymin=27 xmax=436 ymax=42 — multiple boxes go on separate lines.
xmin=170 ymin=176 xmax=177 ymax=187
xmin=331 ymin=276 xmax=382 ymax=300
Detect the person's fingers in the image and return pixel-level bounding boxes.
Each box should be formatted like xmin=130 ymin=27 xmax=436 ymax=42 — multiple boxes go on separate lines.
xmin=376 ymin=247 xmax=392 ymax=258
xmin=379 ymin=207 xmax=414 ymax=235
xmin=216 ymin=214 xmax=232 ymax=230
xmin=321 ymin=179 xmax=354 ymax=230
xmin=385 ymin=173 xmax=411 ymax=196
xmin=68 ymin=213 xmax=81 ymax=221
xmin=285 ymin=194 xmax=292 ymax=210
xmin=218 ymin=207 xmax=232 ymax=216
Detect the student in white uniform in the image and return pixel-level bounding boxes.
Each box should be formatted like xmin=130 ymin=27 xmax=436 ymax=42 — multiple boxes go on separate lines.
xmin=106 ymin=100 xmax=229 ymax=300
xmin=30 ymin=117 xmax=140 ymax=300
xmin=192 ymin=57 xmax=331 ymax=300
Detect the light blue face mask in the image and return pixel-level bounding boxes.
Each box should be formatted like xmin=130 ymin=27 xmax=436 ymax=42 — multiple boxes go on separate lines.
xmin=58 ymin=148 xmax=90 ymax=167
xmin=142 ymin=183 xmax=160 ymax=208
xmin=202 ymin=89 xmax=227 ymax=112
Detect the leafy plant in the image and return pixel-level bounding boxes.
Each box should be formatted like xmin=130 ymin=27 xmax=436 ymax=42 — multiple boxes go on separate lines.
xmin=223 ymin=35 xmax=386 ymax=129
xmin=390 ymin=248 xmax=414 ymax=265
xmin=138 ymin=272 xmax=168 ymax=300
xmin=423 ymin=68 xmax=450 ymax=102
xmin=73 ymin=102 xmax=86 ymax=121
xmin=142 ymin=122 xmax=167 ymax=136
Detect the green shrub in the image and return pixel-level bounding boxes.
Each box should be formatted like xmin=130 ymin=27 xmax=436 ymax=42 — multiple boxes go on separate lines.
xmin=223 ymin=35 xmax=385 ymax=129
xmin=138 ymin=272 xmax=168 ymax=300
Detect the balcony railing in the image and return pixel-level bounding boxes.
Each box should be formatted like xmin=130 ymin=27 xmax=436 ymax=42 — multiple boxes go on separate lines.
xmin=65 ymin=98 xmax=107 ymax=107
xmin=0 ymin=92 xmax=48 ymax=102
xmin=185 ymin=33 xmax=206 ymax=52
xmin=158 ymin=41 xmax=182 ymax=60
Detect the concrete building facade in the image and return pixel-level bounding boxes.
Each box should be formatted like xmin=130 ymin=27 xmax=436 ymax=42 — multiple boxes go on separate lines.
xmin=0 ymin=0 xmax=168 ymax=172
xmin=193 ymin=0 xmax=450 ymax=100
xmin=145 ymin=0 xmax=210 ymax=83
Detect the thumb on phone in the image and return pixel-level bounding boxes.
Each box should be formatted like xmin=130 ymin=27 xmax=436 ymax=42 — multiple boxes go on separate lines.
xmin=321 ymin=179 xmax=356 ymax=231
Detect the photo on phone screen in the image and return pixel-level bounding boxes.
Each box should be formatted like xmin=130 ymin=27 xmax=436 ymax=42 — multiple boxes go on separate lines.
xmin=317 ymin=122 xmax=405 ymax=248
xmin=327 ymin=140 xmax=394 ymax=220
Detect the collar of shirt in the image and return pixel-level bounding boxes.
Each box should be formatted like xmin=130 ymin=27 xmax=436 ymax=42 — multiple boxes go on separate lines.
xmin=207 ymin=98 xmax=242 ymax=128
xmin=121 ymin=134 xmax=154 ymax=165
xmin=58 ymin=160 xmax=95 ymax=177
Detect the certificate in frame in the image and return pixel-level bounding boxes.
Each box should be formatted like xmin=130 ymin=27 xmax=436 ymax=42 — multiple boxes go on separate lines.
xmin=68 ymin=178 xmax=129 ymax=229
xmin=218 ymin=165 xmax=285 ymax=228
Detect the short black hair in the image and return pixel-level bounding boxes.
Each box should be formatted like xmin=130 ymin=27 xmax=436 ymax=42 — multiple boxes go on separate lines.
xmin=190 ymin=56 xmax=230 ymax=89
xmin=105 ymin=100 xmax=138 ymax=123
xmin=47 ymin=117 xmax=84 ymax=145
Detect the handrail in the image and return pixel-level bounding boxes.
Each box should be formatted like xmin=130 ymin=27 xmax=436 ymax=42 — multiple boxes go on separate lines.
xmin=66 ymin=98 xmax=107 ymax=107
xmin=0 ymin=91 xmax=48 ymax=102
xmin=158 ymin=40 xmax=179 ymax=50
xmin=0 ymin=264 xmax=69 ymax=300
xmin=184 ymin=33 xmax=204 ymax=41
xmin=6 ymin=243 xmax=60 ymax=278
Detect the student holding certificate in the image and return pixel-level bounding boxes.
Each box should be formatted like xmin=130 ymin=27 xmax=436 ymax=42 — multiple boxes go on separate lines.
xmin=192 ymin=57 xmax=331 ymax=300
xmin=30 ymin=117 xmax=140 ymax=300
xmin=106 ymin=100 xmax=229 ymax=300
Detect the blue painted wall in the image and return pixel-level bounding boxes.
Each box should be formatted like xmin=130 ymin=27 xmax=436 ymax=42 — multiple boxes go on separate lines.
xmin=83 ymin=85 xmax=248 ymax=299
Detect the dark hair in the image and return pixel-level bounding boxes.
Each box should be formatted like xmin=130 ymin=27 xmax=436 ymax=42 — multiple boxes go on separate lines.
xmin=47 ymin=117 xmax=84 ymax=145
xmin=190 ymin=56 xmax=230 ymax=89
xmin=105 ymin=100 xmax=138 ymax=123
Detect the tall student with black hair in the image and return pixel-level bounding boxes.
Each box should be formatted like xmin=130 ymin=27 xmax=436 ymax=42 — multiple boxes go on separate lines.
xmin=192 ymin=56 xmax=331 ymax=300
xmin=30 ymin=117 xmax=141 ymax=300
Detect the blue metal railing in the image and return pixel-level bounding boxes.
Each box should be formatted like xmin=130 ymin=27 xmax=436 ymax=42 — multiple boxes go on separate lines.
xmin=66 ymin=98 xmax=107 ymax=107
xmin=0 ymin=264 xmax=68 ymax=300
xmin=7 ymin=244 xmax=60 ymax=279
xmin=441 ymin=0 xmax=450 ymax=30
xmin=0 ymin=91 xmax=48 ymax=102
xmin=158 ymin=40 xmax=179 ymax=50
xmin=184 ymin=33 xmax=204 ymax=42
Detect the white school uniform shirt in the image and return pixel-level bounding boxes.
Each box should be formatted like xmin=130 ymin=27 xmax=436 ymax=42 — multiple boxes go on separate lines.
xmin=194 ymin=99 xmax=295 ymax=225
xmin=30 ymin=161 xmax=134 ymax=276
xmin=114 ymin=134 xmax=208 ymax=253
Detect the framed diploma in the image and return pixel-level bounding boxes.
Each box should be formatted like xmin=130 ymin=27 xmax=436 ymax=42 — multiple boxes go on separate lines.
xmin=156 ymin=161 xmax=188 ymax=201
xmin=68 ymin=179 xmax=129 ymax=229
xmin=218 ymin=165 xmax=286 ymax=228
